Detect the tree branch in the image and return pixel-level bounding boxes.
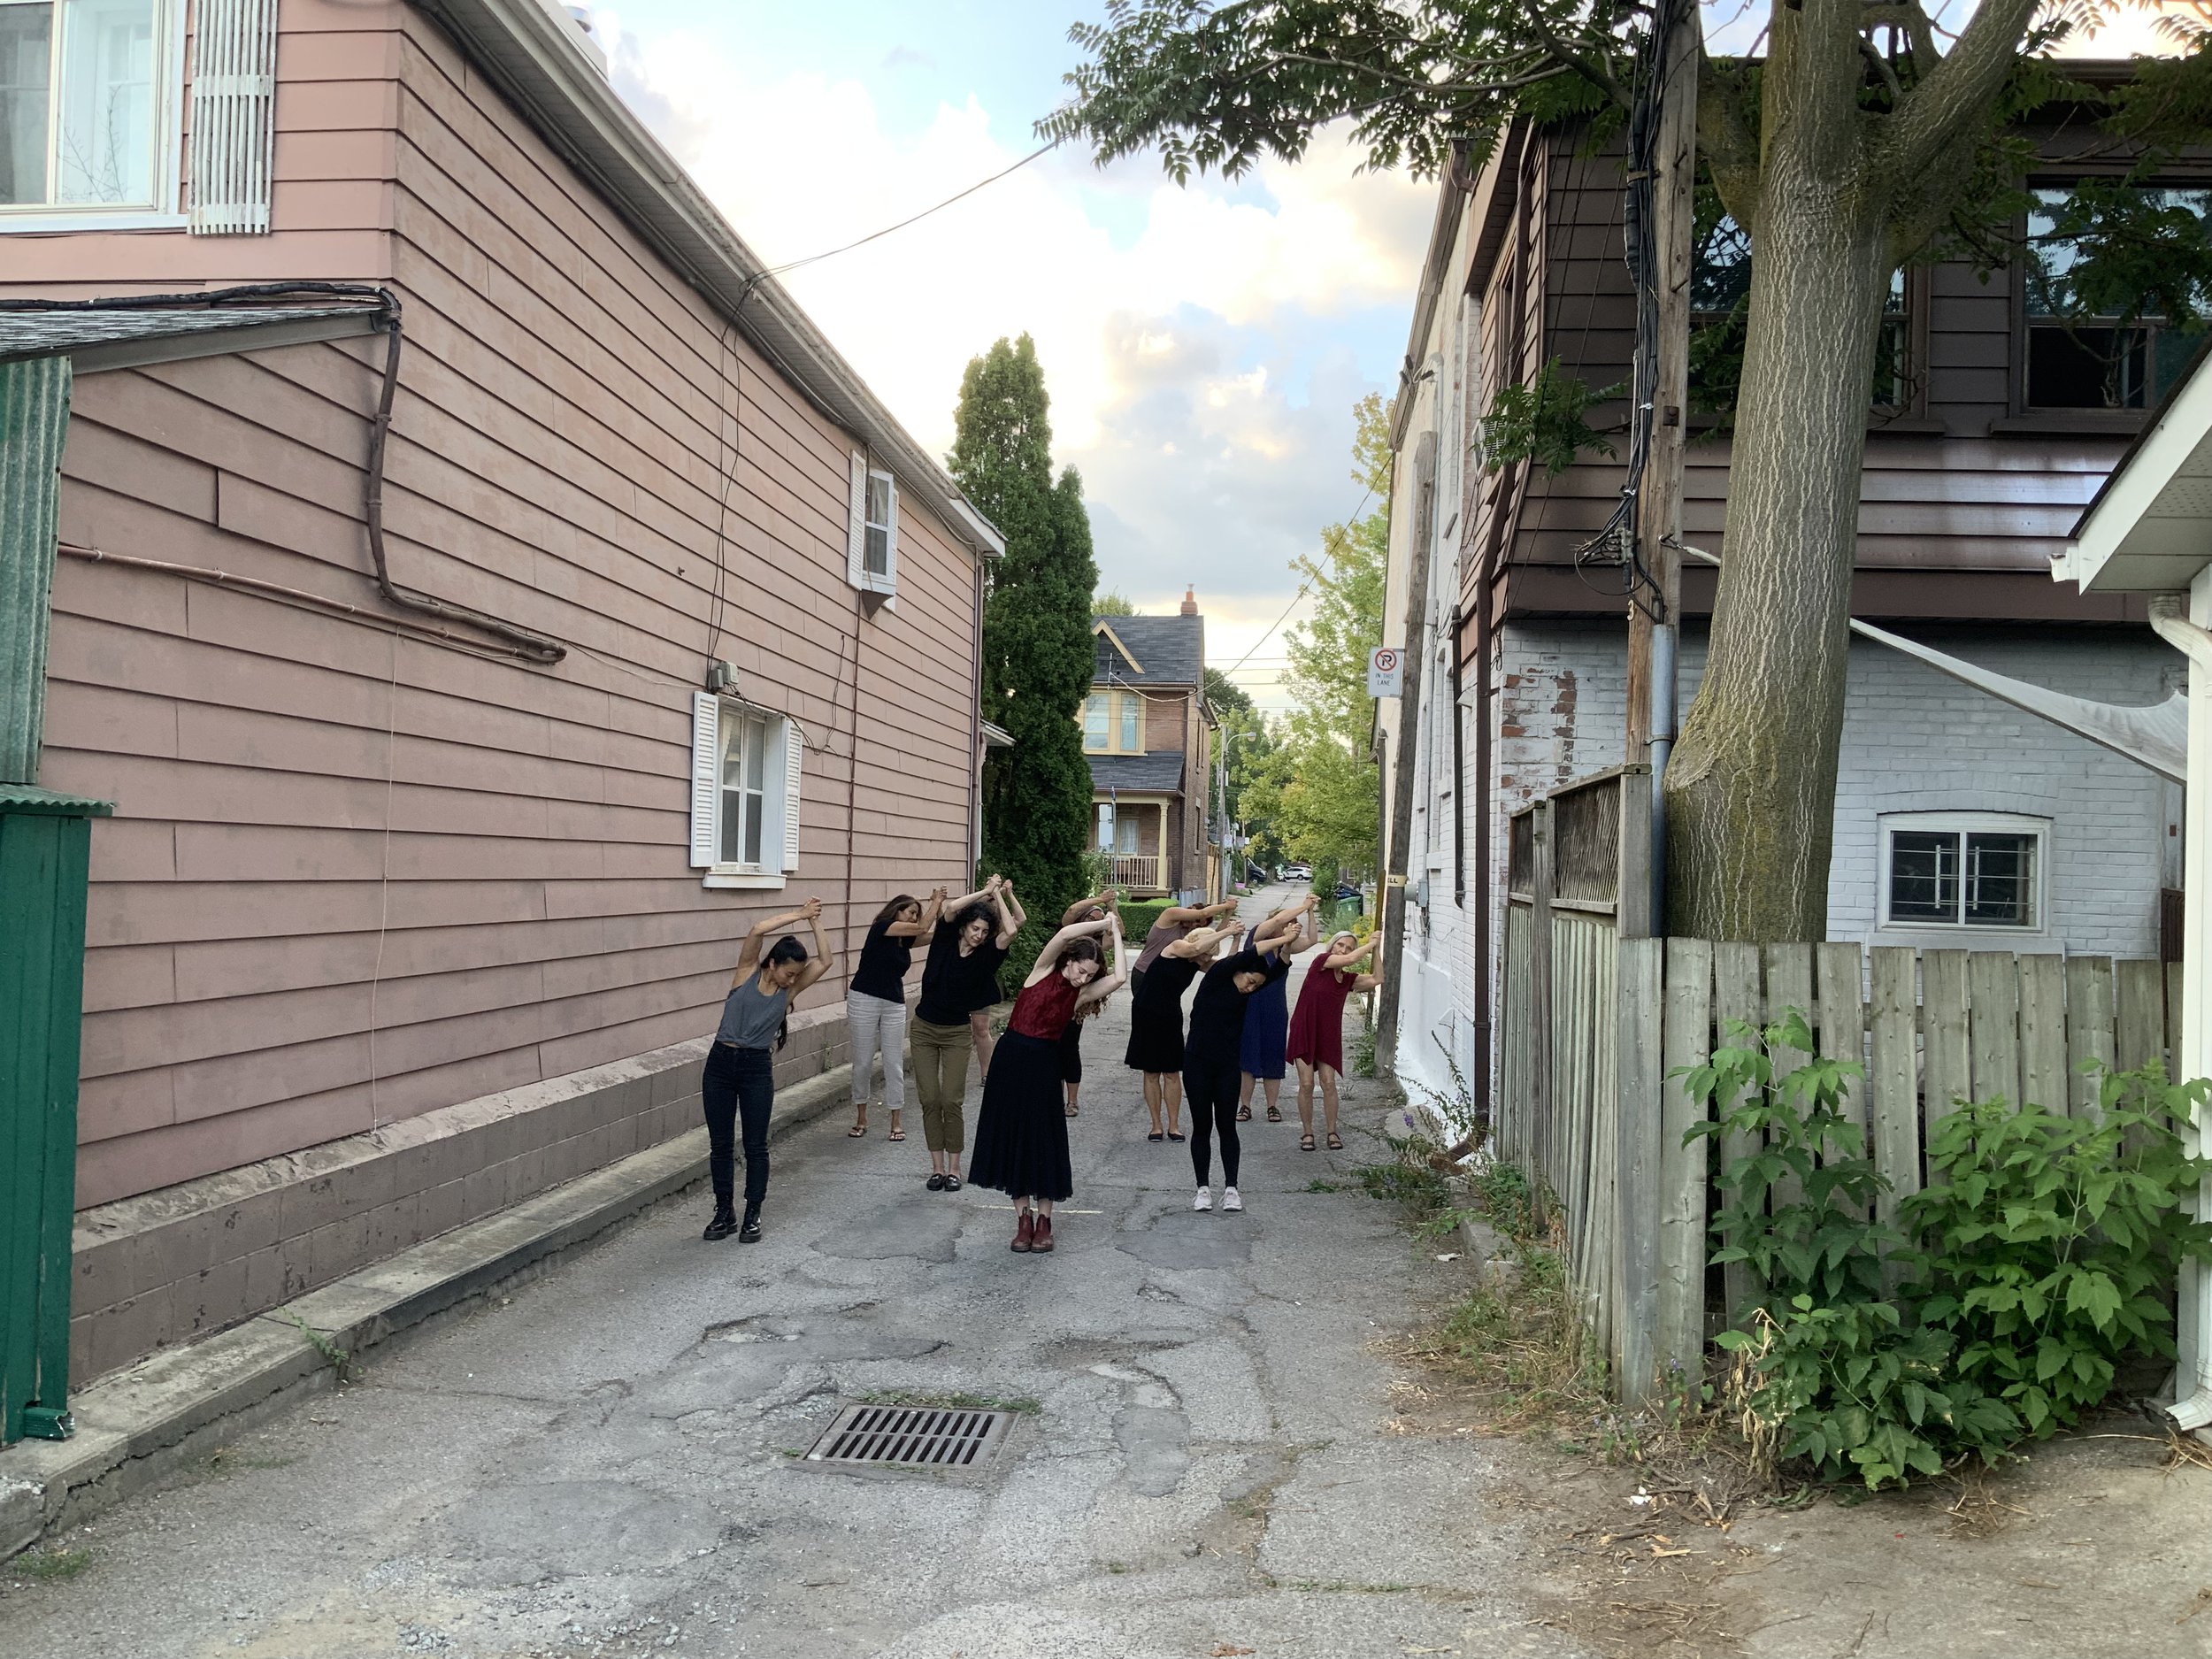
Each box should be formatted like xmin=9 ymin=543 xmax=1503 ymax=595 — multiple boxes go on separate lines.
xmin=1878 ymin=0 xmax=2042 ymax=181
xmin=1857 ymin=34 xmax=1905 ymax=106
xmin=1698 ymin=51 xmax=1762 ymax=228
xmin=1861 ymin=2 xmax=1939 ymax=73
xmin=1516 ymin=0 xmax=1629 ymax=108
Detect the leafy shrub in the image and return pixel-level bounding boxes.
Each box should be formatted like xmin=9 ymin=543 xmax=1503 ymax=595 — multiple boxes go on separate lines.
xmin=1904 ymin=1062 xmax=2212 ymax=1440
xmin=1687 ymin=1014 xmax=2212 ymax=1490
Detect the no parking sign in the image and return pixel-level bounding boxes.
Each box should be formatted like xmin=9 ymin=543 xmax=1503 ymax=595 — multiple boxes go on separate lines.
xmin=1366 ymin=645 xmax=1403 ymax=697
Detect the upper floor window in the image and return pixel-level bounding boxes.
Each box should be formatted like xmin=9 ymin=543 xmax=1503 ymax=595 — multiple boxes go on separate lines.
xmin=0 ymin=0 xmax=171 ymax=213
xmin=1081 ymin=689 xmax=1144 ymax=754
xmin=846 ymin=450 xmax=898 ymax=597
xmin=1878 ymin=812 xmax=2046 ymax=932
xmin=1689 ymin=212 xmax=1912 ymax=419
xmin=2023 ymin=183 xmax=2212 ymax=411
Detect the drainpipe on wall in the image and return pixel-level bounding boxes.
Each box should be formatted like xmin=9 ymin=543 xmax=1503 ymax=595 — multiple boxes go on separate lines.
xmin=1377 ymin=425 xmax=1439 ymax=1076
xmin=2150 ymin=591 xmax=2212 ymax=1434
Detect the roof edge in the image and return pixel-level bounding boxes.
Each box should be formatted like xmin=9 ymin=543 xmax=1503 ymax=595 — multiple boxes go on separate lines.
xmin=410 ymin=0 xmax=1005 ymax=560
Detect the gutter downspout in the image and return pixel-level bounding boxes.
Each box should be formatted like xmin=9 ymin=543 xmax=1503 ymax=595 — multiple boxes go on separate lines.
xmin=970 ymin=559 xmax=987 ymax=882
xmin=2150 ymin=592 xmax=2212 ymax=1435
xmin=1378 ymin=423 xmax=1439 ymax=1076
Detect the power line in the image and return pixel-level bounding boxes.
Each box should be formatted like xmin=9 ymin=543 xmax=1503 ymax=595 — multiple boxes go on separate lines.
xmin=742 ymin=141 xmax=1058 ymax=295
xmin=1217 ymin=482 xmax=1378 ymax=679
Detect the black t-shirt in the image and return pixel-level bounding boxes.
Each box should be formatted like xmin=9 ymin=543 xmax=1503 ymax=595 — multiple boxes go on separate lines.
xmin=849 ymin=916 xmax=913 ymax=1003
xmin=1184 ymin=948 xmax=1289 ymax=1064
xmin=916 ymin=926 xmax=1008 ymax=1025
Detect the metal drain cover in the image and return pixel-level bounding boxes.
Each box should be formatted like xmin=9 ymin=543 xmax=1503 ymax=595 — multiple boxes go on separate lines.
xmin=803 ymin=1404 xmax=1017 ymax=1469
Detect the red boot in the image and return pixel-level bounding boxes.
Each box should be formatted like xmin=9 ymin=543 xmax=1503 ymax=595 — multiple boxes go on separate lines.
xmin=1032 ymin=1213 xmax=1055 ymax=1254
xmin=1011 ymin=1208 xmax=1035 ymax=1253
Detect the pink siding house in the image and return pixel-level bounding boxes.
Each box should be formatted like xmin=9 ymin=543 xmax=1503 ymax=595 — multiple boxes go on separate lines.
xmin=0 ymin=0 xmax=1002 ymax=1381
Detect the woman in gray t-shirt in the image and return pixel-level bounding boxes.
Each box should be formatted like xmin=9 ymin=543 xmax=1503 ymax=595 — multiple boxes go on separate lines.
xmin=703 ymin=898 xmax=837 ymax=1242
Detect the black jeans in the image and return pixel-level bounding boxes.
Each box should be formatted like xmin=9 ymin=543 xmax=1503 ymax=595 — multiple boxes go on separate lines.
xmin=1183 ymin=1056 xmax=1242 ymax=1187
xmin=703 ymin=1042 xmax=774 ymax=1209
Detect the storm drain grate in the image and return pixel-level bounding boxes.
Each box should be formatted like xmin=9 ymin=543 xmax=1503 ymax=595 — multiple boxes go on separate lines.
xmin=803 ymin=1404 xmax=1016 ymax=1469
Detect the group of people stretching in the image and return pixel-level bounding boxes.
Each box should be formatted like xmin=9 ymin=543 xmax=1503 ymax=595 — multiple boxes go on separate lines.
xmin=695 ymin=878 xmax=1378 ymax=1254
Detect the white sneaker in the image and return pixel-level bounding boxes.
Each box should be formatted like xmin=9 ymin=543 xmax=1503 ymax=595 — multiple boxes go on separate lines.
xmin=1193 ymin=1187 xmax=1213 ymax=1212
xmin=1222 ymin=1186 xmax=1243 ymax=1213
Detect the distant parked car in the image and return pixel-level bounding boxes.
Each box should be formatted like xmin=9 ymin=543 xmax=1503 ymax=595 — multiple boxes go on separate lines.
xmin=1282 ymin=863 xmax=1313 ymax=882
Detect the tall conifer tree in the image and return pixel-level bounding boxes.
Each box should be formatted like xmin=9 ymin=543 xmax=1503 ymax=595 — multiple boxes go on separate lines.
xmin=950 ymin=335 xmax=1097 ymax=952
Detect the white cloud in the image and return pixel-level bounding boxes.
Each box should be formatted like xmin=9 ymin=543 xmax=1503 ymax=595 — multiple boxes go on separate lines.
xmin=598 ymin=13 xmax=1429 ymax=668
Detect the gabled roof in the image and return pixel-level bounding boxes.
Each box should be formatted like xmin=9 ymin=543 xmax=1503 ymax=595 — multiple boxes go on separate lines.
xmin=1091 ymin=611 xmax=1203 ymax=689
xmin=408 ymin=0 xmax=1003 ymax=560
xmin=1087 ymin=752 xmax=1187 ymax=795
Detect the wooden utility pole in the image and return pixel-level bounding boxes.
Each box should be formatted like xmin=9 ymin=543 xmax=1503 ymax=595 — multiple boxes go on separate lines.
xmin=1623 ymin=0 xmax=1698 ymax=934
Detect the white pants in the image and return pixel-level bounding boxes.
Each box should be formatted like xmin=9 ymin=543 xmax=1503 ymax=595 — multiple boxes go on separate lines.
xmin=847 ymin=990 xmax=907 ymax=1114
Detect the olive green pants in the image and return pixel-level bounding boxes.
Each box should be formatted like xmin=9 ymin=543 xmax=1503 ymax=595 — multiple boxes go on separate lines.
xmin=910 ymin=1017 xmax=973 ymax=1153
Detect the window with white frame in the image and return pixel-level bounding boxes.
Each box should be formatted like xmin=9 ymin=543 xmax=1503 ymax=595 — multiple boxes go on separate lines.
xmin=1080 ymin=689 xmax=1144 ymax=754
xmin=1 ymin=0 xmax=173 ymax=217
xmin=689 ymin=693 xmax=803 ymax=888
xmin=1879 ymin=812 xmax=2046 ymax=931
xmin=846 ymin=449 xmax=897 ymax=596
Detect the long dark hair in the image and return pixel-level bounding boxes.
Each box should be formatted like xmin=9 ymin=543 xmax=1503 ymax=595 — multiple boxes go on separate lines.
xmin=873 ymin=894 xmax=919 ymax=930
xmin=760 ymin=935 xmax=808 ymax=1050
xmin=1057 ymin=936 xmax=1104 ymax=977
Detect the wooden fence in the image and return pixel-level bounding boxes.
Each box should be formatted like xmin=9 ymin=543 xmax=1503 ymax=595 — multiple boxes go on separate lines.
xmin=1498 ymin=774 xmax=2184 ymax=1405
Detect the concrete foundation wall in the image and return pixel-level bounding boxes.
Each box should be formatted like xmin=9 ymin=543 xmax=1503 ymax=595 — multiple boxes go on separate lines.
xmin=68 ymin=1002 xmax=865 ymax=1385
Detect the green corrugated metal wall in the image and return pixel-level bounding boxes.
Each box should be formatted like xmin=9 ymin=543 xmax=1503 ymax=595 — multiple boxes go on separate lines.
xmin=0 ymin=355 xmax=69 ymax=787
xmin=0 ymin=353 xmax=101 ymax=1446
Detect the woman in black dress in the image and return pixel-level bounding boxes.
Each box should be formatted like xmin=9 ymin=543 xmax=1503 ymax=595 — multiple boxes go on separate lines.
xmin=1181 ymin=914 xmax=1300 ymax=1216
xmin=970 ymin=912 xmax=1128 ymax=1253
xmin=1123 ymin=918 xmax=1244 ymax=1141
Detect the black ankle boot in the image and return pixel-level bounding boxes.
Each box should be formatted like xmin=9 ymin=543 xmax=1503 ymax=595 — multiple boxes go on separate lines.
xmin=738 ymin=1203 xmax=763 ymax=1243
xmin=703 ymin=1206 xmax=738 ymax=1242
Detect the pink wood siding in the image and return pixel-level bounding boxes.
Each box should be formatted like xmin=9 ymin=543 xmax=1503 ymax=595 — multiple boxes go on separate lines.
xmin=35 ymin=5 xmax=984 ymax=1209
xmin=0 ymin=0 xmax=400 ymax=291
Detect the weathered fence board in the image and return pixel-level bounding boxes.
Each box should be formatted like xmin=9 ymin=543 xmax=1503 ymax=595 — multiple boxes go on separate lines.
xmin=1616 ymin=938 xmax=1663 ymax=1404
xmin=2066 ymin=957 xmax=2114 ymax=1120
xmin=1867 ymin=946 xmax=1919 ymax=1222
xmin=2019 ymin=954 xmax=2068 ymax=1115
xmin=1656 ymin=937 xmax=1713 ymax=1380
xmin=1496 ymin=906 xmax=2186 ymax=1406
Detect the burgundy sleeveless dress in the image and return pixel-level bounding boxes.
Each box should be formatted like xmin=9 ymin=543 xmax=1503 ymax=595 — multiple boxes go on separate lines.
xmin=1286 ymin=964 xmax=1357 ymax=1075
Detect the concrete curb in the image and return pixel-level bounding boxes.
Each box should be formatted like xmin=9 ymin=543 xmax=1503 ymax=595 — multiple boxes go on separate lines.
xmin=0 ymin=1058 xmax=862 ymax=1560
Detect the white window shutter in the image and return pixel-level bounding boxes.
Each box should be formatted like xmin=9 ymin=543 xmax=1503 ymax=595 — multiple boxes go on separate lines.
xmin=846 ymin=450 xmax=868 ymax=588
xmin=781 ymin=721 xmax=804 ymax=872
xmin=688 ymin=692 xmax=720 ymax=868
xmin=880 ymin=472 xmax=899 ymax=594
xmin=188 ymin=0 xmax=278 ymax=235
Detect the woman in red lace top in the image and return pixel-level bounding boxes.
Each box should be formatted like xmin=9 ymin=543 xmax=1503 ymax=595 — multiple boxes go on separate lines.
xmin=968 ymin=911 xmax=1128 ymax=1254
xmin=1286 ymin=931 xmax=1381 ymax=1152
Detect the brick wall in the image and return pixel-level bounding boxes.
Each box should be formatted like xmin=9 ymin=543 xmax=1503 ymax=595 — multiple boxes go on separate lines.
xmin=1488 ymin=618 xmax=2172 ymax=956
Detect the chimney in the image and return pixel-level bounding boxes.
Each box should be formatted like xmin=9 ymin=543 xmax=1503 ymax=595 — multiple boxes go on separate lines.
xmin=1179 ymin=586 xmax=1198 ymax=617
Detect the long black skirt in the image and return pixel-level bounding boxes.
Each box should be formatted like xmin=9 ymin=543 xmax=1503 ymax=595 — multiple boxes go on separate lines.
xmin=1123 ymin=995 xmax=1186 ymax=1073
xmin=969 ymin=1031 xmax=1074 ymax=1202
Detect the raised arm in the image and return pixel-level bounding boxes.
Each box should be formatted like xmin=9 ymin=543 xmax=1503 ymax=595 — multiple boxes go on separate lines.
xmin=1060 ymin=889 xmax=1114 ymax=926
xmin=886 ymin=887 xmax=943 ymax=941
xmin=793 ymin=903 xmax=838 ymax=991
xmin=734 ymin=899 xmax=817 ymax=979
xmin=1020 ymin=916 xmax=1113 ymax=988
xmin=990 ymin=879 xmax=1020 ymax=949
xmin=1164 ymin=918 xmax=1244 ymax=960
xmin=1076 ymin=911 xmax=1130 ymax=1008
xmin=1322 ymin=935 xmax=1379 ymax=973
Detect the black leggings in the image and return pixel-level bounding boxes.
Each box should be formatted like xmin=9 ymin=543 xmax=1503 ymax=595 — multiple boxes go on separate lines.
xmin=703 ymin=1042 xmax=774 ymax=1209
xmin=1183 ymin=1056 xmax=1241 ymax=1187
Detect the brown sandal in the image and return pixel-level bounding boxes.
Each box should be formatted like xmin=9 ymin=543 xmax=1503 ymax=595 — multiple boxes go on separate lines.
xmin=1236 ymin=1105 xmax=1252 ymax=1122
xmin=1300 ymin=1133 xmax=1317 ymax=1151
xmin=1266 ymin=1105 xmax=1282 ymax=1123
xmin=1325 ymin=1132 xmax=1344 ymax=1150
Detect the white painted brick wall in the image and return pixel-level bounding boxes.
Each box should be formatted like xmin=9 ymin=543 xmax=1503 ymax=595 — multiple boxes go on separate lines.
xmin=1494 ymin=618 xmax=2175 ymax=957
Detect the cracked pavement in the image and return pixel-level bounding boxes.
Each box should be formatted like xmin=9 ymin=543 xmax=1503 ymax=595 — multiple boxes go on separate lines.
xmin=0 ymin=890 xmax=1588 ymax=1659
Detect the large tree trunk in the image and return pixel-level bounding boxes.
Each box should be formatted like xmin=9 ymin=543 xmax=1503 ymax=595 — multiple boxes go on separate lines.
xmin=1663 ymin=129 xmax=1893 ymax=941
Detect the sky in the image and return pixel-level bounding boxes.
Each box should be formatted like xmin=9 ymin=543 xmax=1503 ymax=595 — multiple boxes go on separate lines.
xmin=588 ymin=1 xmax=2193 ymax=714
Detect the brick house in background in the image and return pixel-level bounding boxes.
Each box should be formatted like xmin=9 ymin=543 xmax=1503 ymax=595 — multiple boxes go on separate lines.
xmin=1377 ymin=92 xmax=2185 ymax=1101
xmin=0 ymin=0 xmax=1001 ymax=1386
xmin=1083 ymin=594 xmax=1220 ymax=901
